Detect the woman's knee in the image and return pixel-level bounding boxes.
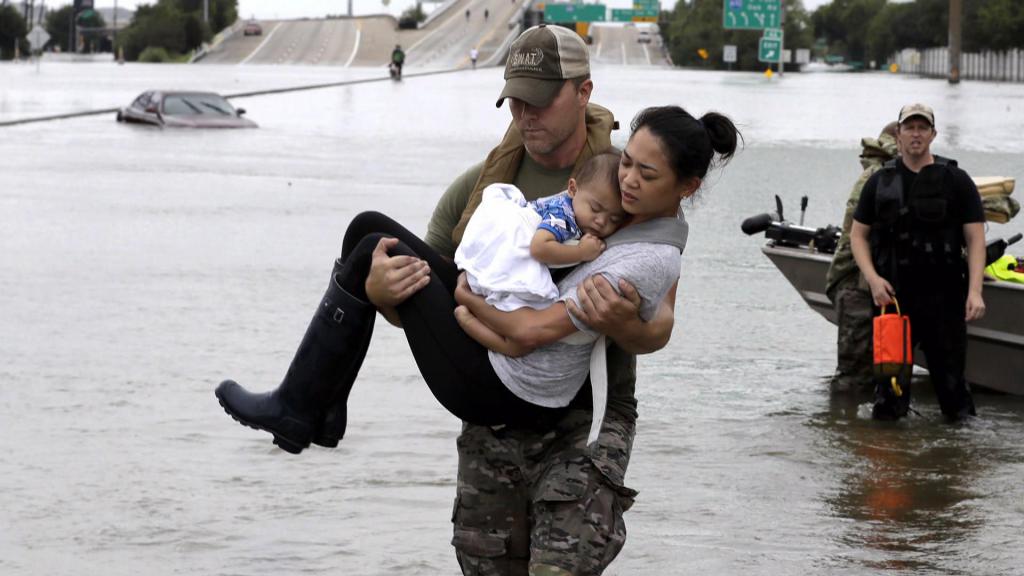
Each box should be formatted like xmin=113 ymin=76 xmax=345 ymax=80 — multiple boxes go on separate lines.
xmin=342 ymin=212 xmax=398 ymax=257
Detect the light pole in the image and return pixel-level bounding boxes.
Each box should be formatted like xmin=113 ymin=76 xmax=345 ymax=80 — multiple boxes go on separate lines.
xmin=948 ymin=0 xmax=962 ymax=84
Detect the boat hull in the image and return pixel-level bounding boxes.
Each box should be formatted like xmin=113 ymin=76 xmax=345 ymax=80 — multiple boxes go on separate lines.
xmin=762 ymin=244 xmax=1024 ymax=395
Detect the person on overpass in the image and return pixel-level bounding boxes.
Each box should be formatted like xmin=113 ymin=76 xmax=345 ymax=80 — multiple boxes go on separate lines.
xmin=390 ymin=44 xmax=405 ymax=79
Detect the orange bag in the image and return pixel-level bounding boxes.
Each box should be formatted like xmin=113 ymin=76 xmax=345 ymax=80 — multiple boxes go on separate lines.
xmin=873 ymin=298 xmax=912 ymax=396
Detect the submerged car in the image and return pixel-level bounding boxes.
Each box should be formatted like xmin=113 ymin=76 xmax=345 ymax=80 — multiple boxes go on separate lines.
xmin=116 ymin=91 xmax=257 ymax=128
xmin=243 ymin=21 xmax=263 ymax=36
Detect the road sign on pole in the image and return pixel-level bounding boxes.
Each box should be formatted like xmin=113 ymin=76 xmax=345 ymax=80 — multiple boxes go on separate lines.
xmin=723 ymin=45 xmax=737 ymax=63
xmin=723 ymin=0 xmax=781 ymax=30
xmin=758 ymin=37 xmax=780 ymax=62
xmin=27 ymin=26 xmax=51 ymax=51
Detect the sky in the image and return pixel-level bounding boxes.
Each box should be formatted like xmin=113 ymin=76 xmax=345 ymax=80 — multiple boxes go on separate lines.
xmin=77 ymin=0 xmax=838 ymax=20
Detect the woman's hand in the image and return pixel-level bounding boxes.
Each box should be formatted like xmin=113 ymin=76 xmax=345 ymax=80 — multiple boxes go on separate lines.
xmin=567 ymin=275 xmax=642 ymax=332
xmin=568 ymin=276 xmax=676 ymax=354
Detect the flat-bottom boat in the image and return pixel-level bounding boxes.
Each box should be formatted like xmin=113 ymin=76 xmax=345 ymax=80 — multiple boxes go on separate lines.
xmin=744 ymin=203 xmax=1024 ymax=396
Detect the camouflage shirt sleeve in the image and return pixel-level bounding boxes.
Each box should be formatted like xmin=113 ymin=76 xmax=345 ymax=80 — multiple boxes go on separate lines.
xmin=424 ymin=162 xmax=484 ymax=259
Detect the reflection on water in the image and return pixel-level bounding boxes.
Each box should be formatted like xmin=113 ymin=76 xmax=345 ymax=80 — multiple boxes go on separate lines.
xmin=816 ymin=386 xmax=1024 ymax=575
xmin=1 ymin=63 xmax=1024 ymax=576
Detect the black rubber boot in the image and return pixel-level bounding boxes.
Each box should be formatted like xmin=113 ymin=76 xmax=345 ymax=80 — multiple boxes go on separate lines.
xmin=871 ymin=374 xmax=911 ymax=421
xmin=215 ymin=271 xmax=375 ymax=454
xmin=311 ymin=259 xmax=376 ymax=448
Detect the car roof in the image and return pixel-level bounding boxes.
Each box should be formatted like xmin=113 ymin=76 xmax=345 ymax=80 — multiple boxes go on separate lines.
xmin=153 ymin=90 xmax=225 ymax=97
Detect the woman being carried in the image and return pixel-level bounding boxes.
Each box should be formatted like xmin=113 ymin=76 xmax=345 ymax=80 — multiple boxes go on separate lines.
xmin=215 ymin=105 xmax=740 ymax=454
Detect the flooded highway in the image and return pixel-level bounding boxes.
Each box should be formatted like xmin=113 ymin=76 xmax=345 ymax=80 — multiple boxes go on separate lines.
xmin=2 ymin=61 xmax=1024 ymax=575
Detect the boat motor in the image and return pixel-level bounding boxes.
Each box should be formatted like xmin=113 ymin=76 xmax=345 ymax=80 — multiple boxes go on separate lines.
xmin=985 ymin=232 xmax=1023 ymax=266
xmin=741 ymin=195 xmax=842 ymax=254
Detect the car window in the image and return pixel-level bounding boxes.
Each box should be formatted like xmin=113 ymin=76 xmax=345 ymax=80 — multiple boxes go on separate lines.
xmin=132 ymin=92 xmax=151 ymax=110
xmin=192 ymin=94 xmax=236 ymax=115
xmin=162 ymin=94 xmax=235 ymax=116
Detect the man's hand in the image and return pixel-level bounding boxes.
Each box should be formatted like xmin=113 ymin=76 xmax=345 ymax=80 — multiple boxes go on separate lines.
xmin=364 ymin=237 xmax=431 ymax=309
xmin=965 ymin=289 xmax=986 ymax=321
xmin=866 ymin=275 xmax=895 ymax=307
xmin=567 ymin=275 xmax=642 ymax=334
xmin=578 ymin=234 xmax=606 ymax=262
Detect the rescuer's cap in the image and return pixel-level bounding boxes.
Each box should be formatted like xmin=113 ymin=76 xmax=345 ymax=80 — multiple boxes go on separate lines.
xmin=898 ymin=103 xmax=935 ymax=127
xmin=496 ymin=24 xmax=590 ymax=108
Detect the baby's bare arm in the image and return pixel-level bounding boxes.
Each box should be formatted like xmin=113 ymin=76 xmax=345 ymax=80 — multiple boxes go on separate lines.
xmin=530 ymin=230 xmax=605 ymax=265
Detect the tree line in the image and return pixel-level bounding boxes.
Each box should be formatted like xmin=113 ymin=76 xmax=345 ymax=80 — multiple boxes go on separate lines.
xmin=663 ymin=0 xmax=1024 ymax=71
xmin=0 ymin=0 xmax=236 ymax=61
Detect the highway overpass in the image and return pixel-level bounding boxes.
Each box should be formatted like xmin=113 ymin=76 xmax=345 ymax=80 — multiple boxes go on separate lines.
xmin=197 ymin=0 xmax=668 ymax=70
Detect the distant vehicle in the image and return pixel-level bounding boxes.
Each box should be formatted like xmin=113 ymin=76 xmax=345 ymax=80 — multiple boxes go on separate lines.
xmin=637 ymin=30 xmax=651 ymax=44
xmin=115 ymin=91 xmax=258 ymax=128
xmin=243 ymin=21 xmax=262 ymax=36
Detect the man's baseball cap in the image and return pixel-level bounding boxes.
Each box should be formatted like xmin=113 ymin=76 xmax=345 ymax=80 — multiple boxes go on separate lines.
xmin=496 ymin=24 xmax=590 ymax=108
xmin=898 ymin=103 xmax=935 ymax=126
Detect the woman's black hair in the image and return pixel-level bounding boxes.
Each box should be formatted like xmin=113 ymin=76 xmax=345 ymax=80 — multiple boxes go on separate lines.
xmin=629 ymin=106 xmax=742 ymax=182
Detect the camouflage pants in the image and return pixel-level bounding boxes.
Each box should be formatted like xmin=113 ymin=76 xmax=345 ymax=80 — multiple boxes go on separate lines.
xmin=451 ymin=409 xmax=637 ymax=576
xmin=828 ymin=273 xmax=874 ymax=394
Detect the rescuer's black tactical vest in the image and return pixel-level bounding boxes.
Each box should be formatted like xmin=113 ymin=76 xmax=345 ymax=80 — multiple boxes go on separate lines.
xmin=870 ymin=156 xmax=963 ymax=288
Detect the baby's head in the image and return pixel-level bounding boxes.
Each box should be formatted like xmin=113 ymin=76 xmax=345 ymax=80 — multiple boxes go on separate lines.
xmin=568 ymin=150 xmax=627 ymax=238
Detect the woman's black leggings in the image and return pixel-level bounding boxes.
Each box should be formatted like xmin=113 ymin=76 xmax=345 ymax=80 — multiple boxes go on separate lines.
xmin=336 ymin=211 xmax=565 ymax=427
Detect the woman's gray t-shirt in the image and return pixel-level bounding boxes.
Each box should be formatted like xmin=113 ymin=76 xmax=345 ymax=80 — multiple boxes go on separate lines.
xmin=488 ymin=241 xmax=681 ymax=407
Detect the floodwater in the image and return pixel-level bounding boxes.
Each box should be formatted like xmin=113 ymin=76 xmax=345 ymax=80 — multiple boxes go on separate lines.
xmin=2 ymin=61 xmax=1024 ymax=576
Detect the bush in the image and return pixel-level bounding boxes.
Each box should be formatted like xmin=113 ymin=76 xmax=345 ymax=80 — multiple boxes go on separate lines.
xmin=138 ymin=46 xmax=173 ymax=62
xmin=397 ymin=1 xmax=424 ymax=30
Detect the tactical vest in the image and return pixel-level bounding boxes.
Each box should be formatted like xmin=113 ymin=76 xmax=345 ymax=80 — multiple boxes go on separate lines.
xmin=869 ymin=156 xmax=963 ymax=287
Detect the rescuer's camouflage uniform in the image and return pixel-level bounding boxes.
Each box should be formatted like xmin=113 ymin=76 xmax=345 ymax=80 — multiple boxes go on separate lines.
xmin=826 ymin=134 xmax=899 ymax=393
xmin=451 ymin=409 xmax=637 ymax=576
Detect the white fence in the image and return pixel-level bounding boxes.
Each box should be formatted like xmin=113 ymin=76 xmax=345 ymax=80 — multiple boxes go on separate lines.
xmin=890 ymin=47 xmax=1024 ymax=82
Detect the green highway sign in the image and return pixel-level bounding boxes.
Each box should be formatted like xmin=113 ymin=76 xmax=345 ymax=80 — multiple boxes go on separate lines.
xmin=544 ymin=3 xmax=607 ymax=23
xmin=723 ymin=0 xmax=781 ymax=30
xmin=611 ymin=8 xmax=634 ymax=22
xmin=758 ymin=37 xmax=781 ymax=62
xmin=763 ymin=27 xmax=783 ymax=41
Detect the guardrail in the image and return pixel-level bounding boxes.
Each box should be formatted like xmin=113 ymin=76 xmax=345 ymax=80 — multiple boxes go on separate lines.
xmin=190 ymin=19 xmax=245 ymax=63
xmin=890 ymin=46 xmax=1024 ymax=83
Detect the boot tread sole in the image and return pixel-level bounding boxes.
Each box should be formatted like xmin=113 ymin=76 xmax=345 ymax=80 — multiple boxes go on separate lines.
xmin=215 ymin=392 xmax=308 ymax=455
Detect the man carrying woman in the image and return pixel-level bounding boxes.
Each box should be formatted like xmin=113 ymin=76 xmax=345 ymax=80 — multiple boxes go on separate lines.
xmin=216 ymin=24 xmax=741 ymax=575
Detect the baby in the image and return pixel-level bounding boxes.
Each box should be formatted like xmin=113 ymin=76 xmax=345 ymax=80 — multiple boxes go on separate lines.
xmin=454 ymin=151 xmax=626 ymax=352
